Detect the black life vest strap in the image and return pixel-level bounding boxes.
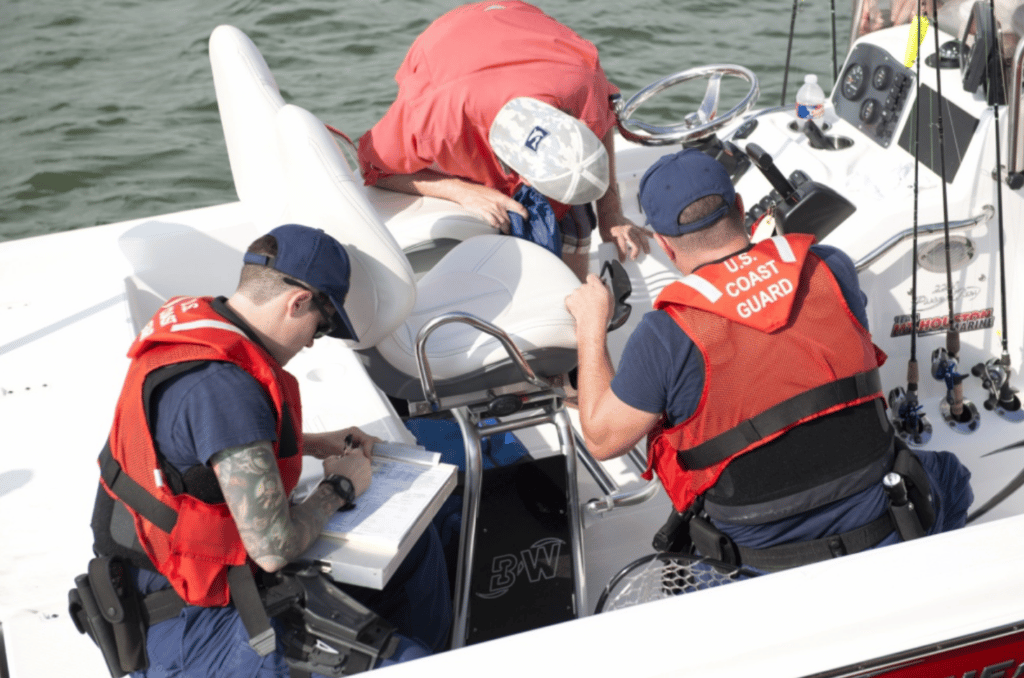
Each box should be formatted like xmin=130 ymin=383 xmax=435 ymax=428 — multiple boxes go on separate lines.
xmin=228 ymin=565 xmax=277 ymax=656
xmin=99 ymin=441 xmax=178 ymax=535
xmin=679 ymin=368 xmax=883 ymax=471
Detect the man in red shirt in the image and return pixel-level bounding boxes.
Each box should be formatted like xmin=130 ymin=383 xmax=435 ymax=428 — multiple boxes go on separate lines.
xmin=358 ymin=1 xmax=650 ymax=280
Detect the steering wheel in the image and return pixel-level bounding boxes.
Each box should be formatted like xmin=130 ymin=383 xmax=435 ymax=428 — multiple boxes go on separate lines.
xmin=615 ymin=65 xmax=759 ymax=146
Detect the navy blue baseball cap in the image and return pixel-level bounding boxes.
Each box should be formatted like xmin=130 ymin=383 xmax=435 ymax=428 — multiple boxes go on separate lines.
xmin=243 ymin=224 xmax=359 ymax=341
xmin=638 ymin=149 xmax=736 ymax=236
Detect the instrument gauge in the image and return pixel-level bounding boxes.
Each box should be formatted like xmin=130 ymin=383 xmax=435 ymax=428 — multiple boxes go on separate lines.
xmin=872 ymin=65 xmax=892 ymax=90
xmin=860 ymin=98 xmax=879 ymax=124
xmin=842 ymin=63 xmax=867 ymax=100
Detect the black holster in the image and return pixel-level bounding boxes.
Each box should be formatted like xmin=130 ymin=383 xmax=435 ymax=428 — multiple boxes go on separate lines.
xmin=651 ymin=498 xmax=702 ymax=554
xmin=68 ymin=556 xmax=148 ymax=677
xmin=884 ymin=443 xmax=937 ymax=542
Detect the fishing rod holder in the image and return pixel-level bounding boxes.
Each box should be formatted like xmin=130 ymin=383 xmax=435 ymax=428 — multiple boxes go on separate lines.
xmin=888 ymin=386 xmax=933 ymax=447
xmin=972 ymin=359 xmax=1024 ymax=423
xmin=931 ymin=347 xmax=981 ymax=434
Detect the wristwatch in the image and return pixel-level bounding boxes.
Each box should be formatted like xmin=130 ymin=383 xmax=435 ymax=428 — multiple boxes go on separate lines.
xmin=321 ymin=474 xmax=356 ymax=510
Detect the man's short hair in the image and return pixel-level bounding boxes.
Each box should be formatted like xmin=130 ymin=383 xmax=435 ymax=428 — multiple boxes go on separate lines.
xmin=638 ymin=149 xmax=737 ymax=236
xmin=664 ymin=196 xmax=746 ymax=250
xmin=238 ymin=235 xmax=291 ymax=304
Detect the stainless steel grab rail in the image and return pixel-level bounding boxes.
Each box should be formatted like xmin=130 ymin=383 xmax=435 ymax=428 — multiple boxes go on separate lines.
xmin=585 ymin=480 xmax=662 ymax=514
xmin=570 ymin=428 xmax=661 ymax=514
xmin=414 ymin=311 xmax=548 ymax=412
xmin=413 ymin=313 xmax=587 ymax=648
xmin=854 ymin=206 xmax=994 ymax=272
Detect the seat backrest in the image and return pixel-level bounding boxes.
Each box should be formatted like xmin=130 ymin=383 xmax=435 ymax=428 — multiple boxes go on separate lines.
xmin=209 ymin=24 xmax=288 ymax=226
xmin=275 ymin=104 xmax=416 ymax=349
xmin=210 ymin=25 xmax=496 ymax=268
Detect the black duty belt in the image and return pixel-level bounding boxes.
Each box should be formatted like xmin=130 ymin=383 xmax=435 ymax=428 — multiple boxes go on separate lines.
xmin=686 ymin=445 xmax=936 ymax=572
xmin=689 ymin=512 xmax=894 ymax=572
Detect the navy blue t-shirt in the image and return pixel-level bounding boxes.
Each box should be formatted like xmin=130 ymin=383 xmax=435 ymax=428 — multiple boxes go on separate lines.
xmin=151 ymin=361 xmax=279 ymax=475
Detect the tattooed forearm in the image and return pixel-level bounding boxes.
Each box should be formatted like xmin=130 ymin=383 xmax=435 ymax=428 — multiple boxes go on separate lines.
xmin=211 ymin=441 xmax=344 ymax=572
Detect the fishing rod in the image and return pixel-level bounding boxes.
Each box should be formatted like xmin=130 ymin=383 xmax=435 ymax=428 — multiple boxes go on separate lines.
xmin=891 ymin=7 xmax=932 ymax=446
xmin=829 ymin=0 xmax=838 ymax=84
xmin=781 ymin=0 xmax=838 ymax=104
xmin=969 ymin=0 xmax=1023 ymax=423
xmin=780 ymin=0 xmax=800 ymax=106
xmin=928 ymin=6 xmax=980 ymax=434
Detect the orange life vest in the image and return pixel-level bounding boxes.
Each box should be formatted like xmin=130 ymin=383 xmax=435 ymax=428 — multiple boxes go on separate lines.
xmin=100 ymin=296 xmax=303 ymax=607
xmin=643 ymin=235 xmax=887 ymax=512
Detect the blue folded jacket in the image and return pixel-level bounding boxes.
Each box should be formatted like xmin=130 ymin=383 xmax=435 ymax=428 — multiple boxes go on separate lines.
xmin=507 ymin=184 xmax=562 ymax=258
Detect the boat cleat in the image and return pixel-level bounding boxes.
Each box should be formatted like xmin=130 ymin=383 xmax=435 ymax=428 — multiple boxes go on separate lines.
xmin=972 ymin=359 xmax=1024 ymax=423
xmin=887 ymin=386 xmax=933 ymax=446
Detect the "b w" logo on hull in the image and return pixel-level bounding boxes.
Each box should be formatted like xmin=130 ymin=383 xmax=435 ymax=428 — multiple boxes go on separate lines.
xmin=477 ymin=537 xmax=565 ymax=599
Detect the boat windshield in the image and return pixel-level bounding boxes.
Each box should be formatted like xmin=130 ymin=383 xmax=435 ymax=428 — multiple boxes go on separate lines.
xmin=850 ymin=0 xmax=1024 ymax=62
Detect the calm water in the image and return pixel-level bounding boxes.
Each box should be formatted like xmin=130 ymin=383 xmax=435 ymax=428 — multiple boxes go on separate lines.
xmin=0 ymin=0 xmax=852 ymax=242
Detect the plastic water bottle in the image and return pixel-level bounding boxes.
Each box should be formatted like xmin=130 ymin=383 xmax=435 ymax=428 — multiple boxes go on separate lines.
xmin=795 ymin=74 xmax=825 ymax=124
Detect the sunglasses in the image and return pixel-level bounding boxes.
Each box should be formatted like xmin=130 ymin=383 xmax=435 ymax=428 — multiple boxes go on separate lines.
xmin=282 ymin=277 xmax=336 ymax=339
xmin=600 ymin=259 xmax=633 ymax=332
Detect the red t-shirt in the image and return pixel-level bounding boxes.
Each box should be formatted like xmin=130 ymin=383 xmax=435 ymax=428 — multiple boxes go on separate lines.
xmin=358 ymin=1 xmax=619 ymax=214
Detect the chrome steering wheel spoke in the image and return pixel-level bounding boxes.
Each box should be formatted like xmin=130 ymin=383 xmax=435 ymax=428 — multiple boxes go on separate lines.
xmin=697 ymin=73 xmax=722 ymax=125
xmin=614 ymin=64 xmax=759 ymax=146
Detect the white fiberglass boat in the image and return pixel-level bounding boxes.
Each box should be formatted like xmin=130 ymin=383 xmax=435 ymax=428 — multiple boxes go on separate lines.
xmin=3 ymin=2 xmax=1024 ymax=676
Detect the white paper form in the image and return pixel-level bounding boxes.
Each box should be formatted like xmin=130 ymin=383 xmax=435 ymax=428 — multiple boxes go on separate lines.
xmin=321 ymin=458 xmax=454 ymax=548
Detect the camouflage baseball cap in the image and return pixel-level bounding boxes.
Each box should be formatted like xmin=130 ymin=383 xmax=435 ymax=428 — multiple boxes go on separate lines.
xmin=489 ymin=97 xmax=609 ymax=205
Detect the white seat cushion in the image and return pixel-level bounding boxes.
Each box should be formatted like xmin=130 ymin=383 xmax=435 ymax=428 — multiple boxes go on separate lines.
xmin=211 ymin=25 xmax=494 ymax=258
xmin=376 ymin=234 xmax=579 ymax=383
xmin=365 ymin=188 xmax=495 ymax=252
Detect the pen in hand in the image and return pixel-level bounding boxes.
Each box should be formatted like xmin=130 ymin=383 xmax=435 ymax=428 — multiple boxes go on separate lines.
xmin=345 ymin=433 xmax=373 ymax=461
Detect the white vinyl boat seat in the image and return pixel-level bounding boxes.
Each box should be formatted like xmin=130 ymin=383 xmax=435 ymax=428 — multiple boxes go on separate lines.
xmin=209 ymin=24 xmax=579 ymax=403
xmin=208 ymin=25 xmax=493 ymax=274
xmin=358 ymin=233 xmax=581 ymax=402
xmin=268 ymin=101 xmax=580 ymax=402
